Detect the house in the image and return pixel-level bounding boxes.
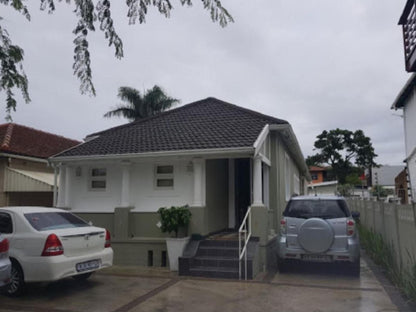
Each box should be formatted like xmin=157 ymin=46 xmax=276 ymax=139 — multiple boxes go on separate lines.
xmin=50 ymin=97 xmax=310 ymax=276
xmin=0 ymin=123 xmax=80 ymax=207
xmin=309 ymin=166 xmax=326 ymax=184
xmin=395 ymin=168 xmax=409 ymax=204
xmin=391 ymin=74 xmax=416 ymax=201
xmin=371 ymin=165 xmax=405 ymax=191
xmin=307 ymin=180 xmax=338 ymax=196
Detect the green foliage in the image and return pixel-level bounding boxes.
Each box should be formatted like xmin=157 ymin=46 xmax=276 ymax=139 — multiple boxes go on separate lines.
xmin=0 ymin=0 xmax=233 ymax=119
xmin=308 ymin=128 xmax=377 ymax=183
xmin=337 ymin=184 xmax=354 ymax=197
xmin=371 ymin=185 xmax=393 ymax=198
xmin=157 ymin=205 xmax=192 ymax=238
xmin=104 ymin=85 xmax=179 ymax=121
xmin=359 ymin=225 xmax=416 ymax=303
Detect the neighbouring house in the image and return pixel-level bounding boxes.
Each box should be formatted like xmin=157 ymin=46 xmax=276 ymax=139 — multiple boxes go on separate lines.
xmin=371 ymin=165 xmax=405 ymax=192
xmin=0 ymin=123 xmax=80 ymax=207
xmin=307 ymin=180 xmax=338 ymax=196
xmin=49 ymin=97 xmax=310 ymax=277
xmin=391 ymin=74 xmax=416 ymax=202
xmin=309 ymin=166 xmax=326 ymax=184
xmin=395 ymin=168 xmax=410 ymax=204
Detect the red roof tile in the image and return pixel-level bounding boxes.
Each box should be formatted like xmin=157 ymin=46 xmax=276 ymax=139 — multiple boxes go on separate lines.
xmin=309 ymin=166 xmax=326 ymax=172
xmin=0 ymin=123 xmax=80 ymax=159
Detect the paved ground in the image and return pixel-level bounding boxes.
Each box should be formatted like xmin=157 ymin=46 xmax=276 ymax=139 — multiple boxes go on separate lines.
xmin=0 ymin=259 xmax=404 ymax=312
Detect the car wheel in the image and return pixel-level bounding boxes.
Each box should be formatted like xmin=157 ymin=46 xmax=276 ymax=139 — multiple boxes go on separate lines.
xmin=72 ymin=272 xmax=93 ymax=281
xmin=7 ymin=261 xmax=25 ymax=296
xmin=349 ymin=259 xmax=360 ymax=277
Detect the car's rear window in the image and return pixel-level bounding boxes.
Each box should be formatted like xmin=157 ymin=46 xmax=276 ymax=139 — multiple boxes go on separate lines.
xmin=24 ymin=212 xmax=89 ymax=231
xmin=283 ymin=199 xmax=350 ymax=219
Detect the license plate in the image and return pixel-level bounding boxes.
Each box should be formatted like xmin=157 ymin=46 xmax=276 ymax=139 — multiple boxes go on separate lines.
xmin=302 ymin=254 xmax=332 ymax=262
xmin=76 ymin=259 xmax=100 ymax=272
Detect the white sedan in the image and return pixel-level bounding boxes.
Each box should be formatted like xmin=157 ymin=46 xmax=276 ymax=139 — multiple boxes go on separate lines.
xmin=0 ymin=207 xmax=113 ymax=296
xmin=0 ymin=234 xmax=11 ymax=289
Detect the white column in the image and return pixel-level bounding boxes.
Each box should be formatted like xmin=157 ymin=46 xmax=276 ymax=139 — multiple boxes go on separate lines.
xmin=121 ymin=161 xmax=131 ymax=207
xmin=193 ymin=158 xmax=203 ymax=207
xmin=57 ymin=164 xmax=66 ymax=207
xmin=64 ymin=166 xmax=72 ymax=207
xmin=253 ymin=156 xmax=264 ymax=206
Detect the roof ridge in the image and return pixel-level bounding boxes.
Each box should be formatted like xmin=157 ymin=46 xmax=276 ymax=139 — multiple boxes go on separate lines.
xmin=0 ymin=123 xmax=14 ymax=150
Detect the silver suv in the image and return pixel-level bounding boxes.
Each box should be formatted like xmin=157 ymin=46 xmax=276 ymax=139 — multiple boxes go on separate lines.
xmin=277 ymin=196 xmax=360 ymax=276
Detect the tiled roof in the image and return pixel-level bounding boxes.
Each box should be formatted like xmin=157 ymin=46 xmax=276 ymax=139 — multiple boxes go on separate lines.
xmin=0 ymin=123 xmax=80 ymax=159
xmin=309 ymin=166 xmax=326 ymax=172
xmin=55 ymin=97 xmax=288 ymax=158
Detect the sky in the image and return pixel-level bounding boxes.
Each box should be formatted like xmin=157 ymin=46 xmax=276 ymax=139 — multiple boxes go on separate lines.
xmin=0 ymin=1 xmax=411 ymax=165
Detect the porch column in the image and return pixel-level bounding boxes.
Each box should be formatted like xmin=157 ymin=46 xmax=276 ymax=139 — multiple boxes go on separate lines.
xmin=64 ymin=166 xmax=72 ymax=207
xmin=253 ymin=155 xmax=264 ymax=206
xmin=57 ymin=164 xmax=66 ymax=208
xmin=193 ymin=158 xmax=203 ymax=207
xmin=120 ymin=161 xmax=131 ymax=207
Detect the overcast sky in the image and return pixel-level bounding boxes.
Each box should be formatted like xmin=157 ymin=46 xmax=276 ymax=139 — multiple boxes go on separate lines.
xmin=0 ymin=1 xmax=411 ymax=165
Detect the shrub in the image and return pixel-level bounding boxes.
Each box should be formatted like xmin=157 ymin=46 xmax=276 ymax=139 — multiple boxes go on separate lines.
xmin=157 ymin=205 xmax=192 ymax=238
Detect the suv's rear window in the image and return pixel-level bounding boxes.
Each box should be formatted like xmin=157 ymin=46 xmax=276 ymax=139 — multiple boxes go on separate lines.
xmin=283 ymin=199 xmax=350 ymax=219
xmin=24 ymin=212 xmax=89 ymax=231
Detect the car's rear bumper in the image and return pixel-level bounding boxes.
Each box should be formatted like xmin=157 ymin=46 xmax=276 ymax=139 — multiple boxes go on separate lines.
xmin=278 ymin=236 xmax=360 ymax=263
xmin=20 ymin=247 xmax=113 ymax=282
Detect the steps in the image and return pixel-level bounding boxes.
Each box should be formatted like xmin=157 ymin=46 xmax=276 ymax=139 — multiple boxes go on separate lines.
xmin=179 ymin=237 xmax=258 ymax=279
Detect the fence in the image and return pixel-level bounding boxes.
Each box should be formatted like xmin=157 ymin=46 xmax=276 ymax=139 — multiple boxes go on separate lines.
xmin=348 ymin=199 xmax=416 ymax=271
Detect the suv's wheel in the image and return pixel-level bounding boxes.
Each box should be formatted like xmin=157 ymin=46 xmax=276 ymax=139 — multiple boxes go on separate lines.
xmin=298 ymin=218 xmax=334 ymax=253
xmin=7 ymin=261 xmax=25 ymax=296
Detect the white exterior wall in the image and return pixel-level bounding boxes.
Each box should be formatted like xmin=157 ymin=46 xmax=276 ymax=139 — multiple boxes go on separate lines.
xmin=64 ymin=159 xmax=194 ymax=212
xmin=403 ymin=89 xmax=416 ymax=198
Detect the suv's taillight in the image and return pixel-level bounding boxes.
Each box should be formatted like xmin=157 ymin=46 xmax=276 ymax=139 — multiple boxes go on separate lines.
xmin=347 ymin=219 xmax=355 ymax=236
xmin=105 ymin=229 xmax=111 ymax=248
xmin=42 ymin=234 xmax=64 ymax=256
xmin=280 ymin=219 xmax=287 ymax=234
xmin=0 ymin=238 xmax=9 ymax=253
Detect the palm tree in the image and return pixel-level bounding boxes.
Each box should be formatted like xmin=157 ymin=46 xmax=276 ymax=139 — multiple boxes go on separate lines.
xmin=103 ymin=85 xmax=180 ymax=122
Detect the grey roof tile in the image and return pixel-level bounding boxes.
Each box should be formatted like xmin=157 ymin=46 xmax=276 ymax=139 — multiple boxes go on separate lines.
xmin=54 ymin=97 xmax=288 ymax=158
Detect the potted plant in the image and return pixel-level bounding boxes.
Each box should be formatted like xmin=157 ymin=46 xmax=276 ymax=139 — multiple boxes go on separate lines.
xmin=157 ymin=205 xmax=192 ymax=271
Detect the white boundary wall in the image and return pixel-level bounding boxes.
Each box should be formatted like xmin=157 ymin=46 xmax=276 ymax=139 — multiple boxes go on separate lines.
xmin=348 ymin=199 xmax=416 ymax=271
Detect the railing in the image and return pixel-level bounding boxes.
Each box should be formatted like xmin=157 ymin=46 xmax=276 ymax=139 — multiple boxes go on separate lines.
xmin=400 ymin=0 xmax=416 ymax=72
xmin=238 ymin=206 xmax=252 ymax=280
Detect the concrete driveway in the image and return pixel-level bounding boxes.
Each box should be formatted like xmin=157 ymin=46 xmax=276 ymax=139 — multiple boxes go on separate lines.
xmin=0 ymin=259 xmax=401 ymax=312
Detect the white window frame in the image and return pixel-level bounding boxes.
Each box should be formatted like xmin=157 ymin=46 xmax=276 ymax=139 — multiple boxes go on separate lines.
xmin=154 ymin=164 xmax=174 ymax=189
xmin=89 ymin=168 xmax=107 ymax=191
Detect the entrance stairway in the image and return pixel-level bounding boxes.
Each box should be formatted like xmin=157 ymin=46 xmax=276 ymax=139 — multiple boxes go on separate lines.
xmin=178 ymin=233 xmax=259 ymax=279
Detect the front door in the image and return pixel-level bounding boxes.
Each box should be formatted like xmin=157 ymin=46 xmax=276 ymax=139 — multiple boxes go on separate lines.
xmin=235 ymin=158 xmax=251 ymax=228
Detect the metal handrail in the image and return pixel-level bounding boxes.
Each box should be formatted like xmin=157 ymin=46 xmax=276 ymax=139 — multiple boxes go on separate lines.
xmin=238 ymin=206 xmax=252 ymax=280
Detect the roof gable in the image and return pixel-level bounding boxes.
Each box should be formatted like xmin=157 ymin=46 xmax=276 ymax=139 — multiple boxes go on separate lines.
xmin=54 ymin=97 xmax=288 ymax=159
xmin=0 ymin=123 xmax=80 ymax=159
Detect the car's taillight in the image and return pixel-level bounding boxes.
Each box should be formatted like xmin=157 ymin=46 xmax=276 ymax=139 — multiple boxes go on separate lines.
xmin=0 ymin=239 xmax=9 ymax=253
xmin=42 ymin=234 xmax=64 ymax=256
xmin=280 ymin=219 xmax=287 ymax=234
xmin=347 ymin=219 xmax=355 ymax=236
xmin=105 ymin=229 xmax=111 ymax=248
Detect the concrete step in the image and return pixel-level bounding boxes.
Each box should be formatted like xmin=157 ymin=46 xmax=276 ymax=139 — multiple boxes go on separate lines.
xmin=196 ymin=246 xmax=239 ymax=258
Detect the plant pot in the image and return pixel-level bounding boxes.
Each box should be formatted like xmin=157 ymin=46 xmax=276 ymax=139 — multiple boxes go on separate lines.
xmin=166 ymin=236 xmax=190 ymax=271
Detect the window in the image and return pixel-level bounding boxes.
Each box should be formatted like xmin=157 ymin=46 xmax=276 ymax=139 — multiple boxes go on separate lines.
xmin=283 ymin=199 xmax=350 ymax=219
xmin=155 ymin=165 xmax=174 ymax=189
xmin=311 ymin=173 xmax=318 ymax=181
xmin=0 ymin=213 xmax=12 ymax=234
xmin=90 ymin=168 xmax=106 ymax=190
xmin=24 ymin=212 xmax=89 ymax=231
xmin=293 ymin=174 xmax=300 ymax=195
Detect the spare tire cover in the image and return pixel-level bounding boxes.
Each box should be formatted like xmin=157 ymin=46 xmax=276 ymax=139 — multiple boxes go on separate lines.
xmin=298 ymin=218 xmax=334 ymax=253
